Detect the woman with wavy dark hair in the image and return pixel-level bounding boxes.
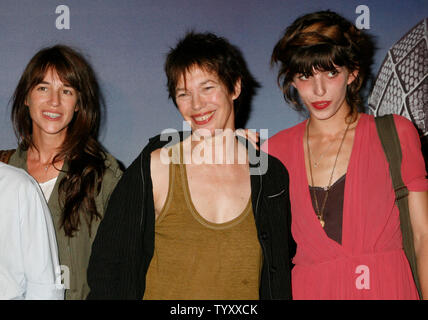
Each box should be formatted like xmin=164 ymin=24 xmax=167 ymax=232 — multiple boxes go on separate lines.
xmin=263 ymin=10 xmax=428 ymax=299
xmin=7 ymin=45 xmax=122 ymax=299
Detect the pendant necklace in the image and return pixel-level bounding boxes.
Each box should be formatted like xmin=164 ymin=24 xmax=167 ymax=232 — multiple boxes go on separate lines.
xmin=306 ymin=118 xmax=351 ymax=228
xmin=309 ymin=138 xmax=336 ymax=168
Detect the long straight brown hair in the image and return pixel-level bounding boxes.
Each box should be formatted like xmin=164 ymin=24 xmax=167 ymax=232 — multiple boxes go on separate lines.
xmin=11 ymin=45 xmax=107 ymax=237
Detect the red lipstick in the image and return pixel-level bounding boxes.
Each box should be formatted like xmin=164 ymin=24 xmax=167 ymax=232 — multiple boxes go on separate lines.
xmin=311 ymin=101 xmax=331 ymax=110
xmin=192 ymin=110 xmax=215 ymax=125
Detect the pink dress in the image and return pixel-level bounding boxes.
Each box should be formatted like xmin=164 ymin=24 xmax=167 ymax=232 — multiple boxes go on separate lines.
xmin=263 ymin=113 xmax=428 ymax=299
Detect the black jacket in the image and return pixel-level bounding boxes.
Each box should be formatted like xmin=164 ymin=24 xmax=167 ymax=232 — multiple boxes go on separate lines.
xmin=87 ymin=133 xmax=295 ymax=299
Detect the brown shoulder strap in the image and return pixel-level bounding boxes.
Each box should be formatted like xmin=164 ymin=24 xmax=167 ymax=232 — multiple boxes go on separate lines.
xmin=0 ymin=149 xmax=15 ymax=164
xmin=374 ymin=114 xmax=422 ymax=299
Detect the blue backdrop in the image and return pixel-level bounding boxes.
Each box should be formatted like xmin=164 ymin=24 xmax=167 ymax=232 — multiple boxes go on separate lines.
xmin=1 ymin=0 xmax=427 ymax=166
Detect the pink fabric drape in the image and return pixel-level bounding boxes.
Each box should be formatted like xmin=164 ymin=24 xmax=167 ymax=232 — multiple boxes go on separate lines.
xmin=263 ymin=114 xmax=427 ymax=299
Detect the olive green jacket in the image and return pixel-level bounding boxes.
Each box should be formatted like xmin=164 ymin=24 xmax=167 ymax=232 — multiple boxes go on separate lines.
xmin=9 ymin=147 xmax=123 ymax=300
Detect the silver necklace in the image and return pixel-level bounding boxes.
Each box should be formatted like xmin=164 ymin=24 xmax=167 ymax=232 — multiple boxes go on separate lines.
xmin=307 ymin=119 xmax=351 ymax=228
xmin=308 ymin=138 xmax=337 ymax=168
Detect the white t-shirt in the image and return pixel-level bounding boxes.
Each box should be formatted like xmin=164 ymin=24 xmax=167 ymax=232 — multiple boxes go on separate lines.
xmin=0 ymin=162 xmax=64 ymax=300
xmin=39 ymin=177 xmax=58 ymax=202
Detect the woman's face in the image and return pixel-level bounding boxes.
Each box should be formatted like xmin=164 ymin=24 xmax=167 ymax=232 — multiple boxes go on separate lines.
xmin=174 ymin=66 xmax=240 ymax=137
xmin=26 ymin=68 xmax=78 ymax=139
xmin=292 ymin=66 xmax=357 ymax=120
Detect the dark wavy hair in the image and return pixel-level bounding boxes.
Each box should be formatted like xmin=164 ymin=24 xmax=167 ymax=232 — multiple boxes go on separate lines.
xmin=165 ymin=31 xmax=260 ymax=128
xmin=11 ymin=45 xmax=107 ymax=237
xmin=271 ymin=10 xmax=375 ymax=117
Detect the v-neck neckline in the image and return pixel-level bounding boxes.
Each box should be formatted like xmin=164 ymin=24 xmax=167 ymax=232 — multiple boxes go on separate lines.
xmin=299 ymin=113 xmax=366 ymax=251
xmin=309 ymin=173 xmax=346 ymax=191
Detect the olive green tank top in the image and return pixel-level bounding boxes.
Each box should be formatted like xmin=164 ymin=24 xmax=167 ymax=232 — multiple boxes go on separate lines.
xmin=143 ymin=145 xmax=261 ymax=300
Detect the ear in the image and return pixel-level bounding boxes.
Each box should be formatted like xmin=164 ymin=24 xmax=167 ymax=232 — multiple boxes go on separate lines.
xmin=232 ymin=78 xmax=242 ymax=101
xmin=347 ymin=69 xmax=359 ymax=85
xmin=74 ymin=96 xmax=81 ymax=112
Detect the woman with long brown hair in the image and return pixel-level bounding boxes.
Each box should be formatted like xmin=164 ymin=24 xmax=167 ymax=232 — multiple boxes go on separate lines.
xmin=6 ymin=45 xmax=122 ymax=299
xmin=263 ymin=10 xmax=428 ymax=299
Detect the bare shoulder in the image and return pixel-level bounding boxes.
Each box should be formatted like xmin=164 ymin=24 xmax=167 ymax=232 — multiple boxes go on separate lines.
xmin=150 ymin=148 xmax=170 ymax=211
xmin=150 ymin=147 xmax=170 ymax=176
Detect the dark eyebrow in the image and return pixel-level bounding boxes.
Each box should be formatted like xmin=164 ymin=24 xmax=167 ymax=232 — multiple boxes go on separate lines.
xmin=37 ymin=80 xmax=73 ymax=88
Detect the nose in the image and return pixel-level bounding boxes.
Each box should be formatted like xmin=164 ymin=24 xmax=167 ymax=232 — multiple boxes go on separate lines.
xmin=313 ymin=76 xmax=326 ymax=97
xmin=191 ymin=92 xmax=204 ymax=111
xmin=49 ymin=90 xmax=61 ymax=107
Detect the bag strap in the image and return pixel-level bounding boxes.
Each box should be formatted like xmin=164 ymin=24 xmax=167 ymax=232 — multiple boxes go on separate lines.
xmin=0 ymin=149 xmax=15 ymax=164
xmin=374 ymin=114 xmax=422 ymax=299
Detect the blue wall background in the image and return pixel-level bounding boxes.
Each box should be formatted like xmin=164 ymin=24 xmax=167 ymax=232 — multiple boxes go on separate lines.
xmin=1 ymin=0 xmax=427 ymax=167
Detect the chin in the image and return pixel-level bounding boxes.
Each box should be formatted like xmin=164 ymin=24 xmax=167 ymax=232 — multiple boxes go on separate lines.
xmin=310 ymin=107 xmax=342 ymax=120
xmin=193 ymin=126 xmax=233 ymax=140
xmin=192 ymin=126 xmax=216 ymax=138
xmin=310 ymin=111 xmax=332 ymax=121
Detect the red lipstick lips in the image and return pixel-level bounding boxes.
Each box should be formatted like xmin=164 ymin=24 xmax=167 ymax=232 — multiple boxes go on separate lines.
xmin=311 ymin=101 xmax=331 ymax=110
xmin=192 ymin=110 xmax=215 ymax=125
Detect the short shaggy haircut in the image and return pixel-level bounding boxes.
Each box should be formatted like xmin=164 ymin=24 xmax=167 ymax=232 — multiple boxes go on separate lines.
xmin=271 ymin=10 xmax=375 ymax=115
xmin=165 ymin=31 xmax=259 ymax=128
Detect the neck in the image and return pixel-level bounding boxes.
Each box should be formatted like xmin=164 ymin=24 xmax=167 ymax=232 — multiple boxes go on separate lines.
xmin=308 ymin=106 xmax=357 ymax=137
xmin=28 ymin=133 xmax=64 ymax=164
xmin=187 ymin=129 xmax=246 ymax=165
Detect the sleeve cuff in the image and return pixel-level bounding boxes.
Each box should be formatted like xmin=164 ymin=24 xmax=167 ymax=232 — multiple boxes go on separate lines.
xmin=406 ymin=178 xmax=428 ymax=192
